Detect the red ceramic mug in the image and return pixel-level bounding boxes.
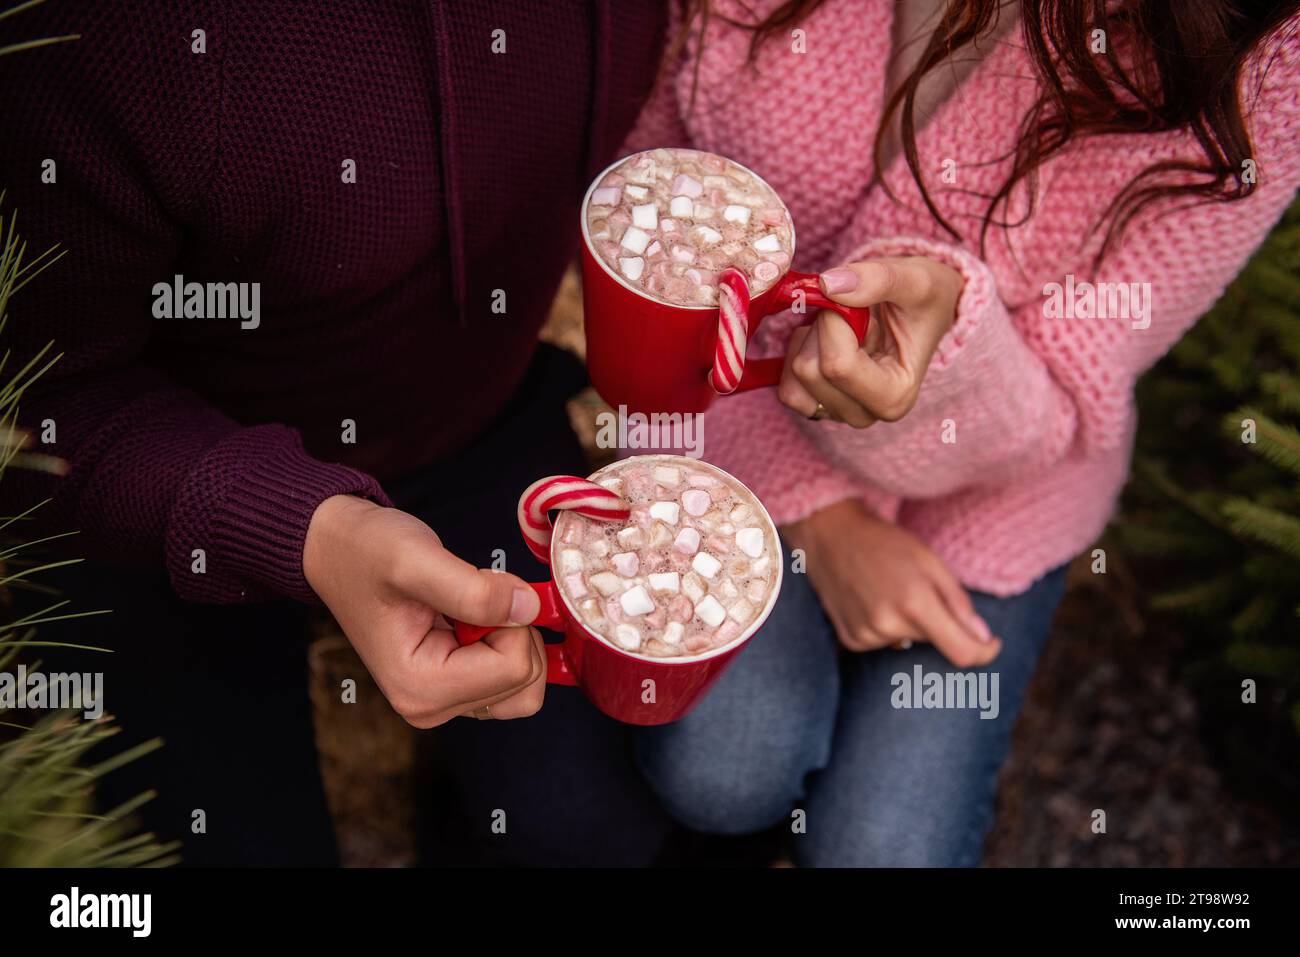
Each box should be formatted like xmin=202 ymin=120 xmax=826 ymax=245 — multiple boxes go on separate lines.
xmin=581 ymin=151 xmax=871 ymax=415
xmin=451 ymin=455 xmax=784 ymax=725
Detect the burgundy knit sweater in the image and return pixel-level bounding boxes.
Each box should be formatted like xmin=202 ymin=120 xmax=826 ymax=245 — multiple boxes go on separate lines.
xmin=0 ymin=1 xmax=665 ymax=603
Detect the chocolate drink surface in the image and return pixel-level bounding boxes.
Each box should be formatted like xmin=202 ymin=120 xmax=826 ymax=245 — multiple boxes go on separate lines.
xmin=552 ymin=456 xmax=780 ymax=658
xmin=584 ymin=148 xmax=795 ymax=307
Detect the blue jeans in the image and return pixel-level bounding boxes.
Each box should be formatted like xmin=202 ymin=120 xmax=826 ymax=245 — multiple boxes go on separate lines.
xmin=634 ymin=555 xmax=1068 ymax=866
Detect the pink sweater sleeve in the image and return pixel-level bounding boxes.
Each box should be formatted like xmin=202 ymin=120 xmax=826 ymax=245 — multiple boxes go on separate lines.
xmin=617 ymin=4 xmax=691 ymax=154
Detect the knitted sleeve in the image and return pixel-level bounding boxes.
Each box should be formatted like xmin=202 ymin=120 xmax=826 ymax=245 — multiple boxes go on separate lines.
xmin=0 ymin=4 xmax=390 ymax=605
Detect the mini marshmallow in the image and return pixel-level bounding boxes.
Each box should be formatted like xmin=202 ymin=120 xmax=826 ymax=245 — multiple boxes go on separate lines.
xmin=624 ymin=184 xmax=648 ymax=200
xmin=692 ymin=203 xmax=715 ymax=220
xmin=673 ymin=527 xmax=701 ymax=555
xmin=672 ymin=173 xmax=703 ymax=197
xmin=751 ymin=554 xmax=771 ymax=574
xmin=590 ymin=571 xmax=623 ymax=597
xmin=617 ymin=527 xmax=645 ymax=549
xmin=670 ymin=196 xmax=694 ymax=217
xmin=729 ymin=504 xmax=751 ymax=522
xmin=753 ymin=233 xmax=782 ymax=252
xmin=662 ymin=622 xmax=685 ymax=645
xmin=746 ymin=578 xmax=767 ymax=602
xmin=730 ymin=601 xmax=755 ymax=626
xmin=597 ymin=477 xmax=623 ymax=492
xmin=588 ymin=539 xmax=610 ymax=558
xmin=723 ymin=204 xmax=752 ymax=225
xmin=692 ymin=552 xmax=722 ymax=579
xmin=590 ymin=186 xmax=621 ymax=206
xmin=736 ymin=527 xmax=765 ymax=558
xmin=670 ymin=245 xmax=696 ymax=264
xmin=620 ymin=226 xmax=650 ymax=255
xmin=696 ymin=595 xmax=726 ymax=627
xmin=631 ymin=203 xmax=658 ymax=230
xmin=613 ymin=624 xmax=642 ymax=650
xmin=563 ymin=574 xmax=588 ymax=599
xmin=720 ymin=579 xmax=739 ymax=602
xmin=682 ymin=572 xmax=706 ymax=602
xmin=649 ymin=501 xmax=680 ymax=525
xmin=649 ymin=572 xmax=680 ymax=593
xmin=559 ymin=549 xmax=584 ymax=573
xmin=612 ymin=551 xmax=640 ymax=578
xmin=653 ymin=466 xmax=681 ymax=486
xmin=619 ymin=257 xmax=645 ymax=281
xmin=681 ymin=489 xmax=711 ymax=516
xmin=694 ymin=226 xmax=722 ymax=245
xmin=753 ymin=261 xmax=780 ymax=283
xmin=619 ymin=585 xmax=655 ymax=617
xmin=649 ymin=522 xmax=673 ymax=547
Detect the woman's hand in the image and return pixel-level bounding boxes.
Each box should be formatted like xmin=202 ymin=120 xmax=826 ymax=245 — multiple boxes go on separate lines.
xmin=784 ymin=498 xmax=1000 ymax=668
xmin=304 ymin=494 xmax=548 ymax=728
xmin=778 ymin=256 xmax=964 ymax=427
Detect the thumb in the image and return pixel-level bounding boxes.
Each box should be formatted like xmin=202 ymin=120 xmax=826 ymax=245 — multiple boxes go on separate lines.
xmin=396 ymin=544 xmax=540 ymax=626
xmin=818 ymin=258 xmax=935 ymax=310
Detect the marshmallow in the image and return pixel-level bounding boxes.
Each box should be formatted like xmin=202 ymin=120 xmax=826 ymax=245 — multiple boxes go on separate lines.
xmin=729 ymin=504 xmax=751 ymax=522
xmin=692 ymin=552 xmax=722 ymax=579
xmin=670 ymin=195 xmax=694 ymax=217
xmin=723 ymin=204 xmax=752 ymax=225
xmin=612 ymin=551 xmax=640 ymax=577
xmin=692 ymin=203 xmax=715 ymax=220
xmin=589 ymin=572 xmax=623 ymax=597
xmin=613 ymin=624 xmax=642 ymax=650
xmin=631 ymin=203 xmax=658 ymax=230
xmin=649 ymin=572 xmax=680 ymax=593
xmin=682 ymin=572 xmax=706 ymax=602
xmin=662 ymin=622 xmax=685 ymax=645
xmin=597 ymin=477 xmax=623 ymax=493
xmin=624 ymin=184 xmax=648 ymax=200
xmin=694 ymin=226 xmax=722 ymax=245
xmin=672 ymin=173 xmax=703 ymax=197
xmin=753 ymin=260 xmax=780 ymax=283
xmin=619 ymin=585 xmax=655 ymax=617
xmin=590 ymin=186 xmax=621 ymax=206
xmin=736 ymin=527 xmax=765 ymax=558
xmin=559 ymin=549 xmax=584 ymax=573
xmin=654 ymin=466 xmax=681 ymax=486
xmin=588 ymin=538 xmax=609 ymax=558
xmin=617 ymin=527 xmax=645 ymax=549
xmin=649 ymin=501 xmax=680 ymax=525
xmin=620 ymin=226 xmax=650 ymax=254
xmin=746 ymin=578 xmax=767 ymax=603
xmin=670 ymin=244 xmax=696 ymax=264
xmin=681 ymin=489 xmax=711 ymax=516
xmin=563 ymin=574 xmax=588 ymax=599
xmin=728 ymin=599 xmax=754 ymax=625
xmin=649 ymin=522 xmax=673 ymax=547
xmin=753 ymin=233 xmax=782 ymax=252
xmin=673 ymin=527 xmax=701 ymax=555
xmin=619 ymin=256 xmax=645 ymax=281
xmin=751 ymin=554 xmax=771 ymax=574
xmin=695 ymin=595 xmax=726 ymax=627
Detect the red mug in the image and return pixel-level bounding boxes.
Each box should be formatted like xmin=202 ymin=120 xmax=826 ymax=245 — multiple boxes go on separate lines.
xmin=581 ymin=151 xmax=870 ymax=415
xmin=451 ymin=455 xmax=784 ymax=725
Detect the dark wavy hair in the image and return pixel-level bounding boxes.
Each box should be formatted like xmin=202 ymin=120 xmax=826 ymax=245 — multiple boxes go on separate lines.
xmin=675 ymin=0 xmax=1299 ymax=261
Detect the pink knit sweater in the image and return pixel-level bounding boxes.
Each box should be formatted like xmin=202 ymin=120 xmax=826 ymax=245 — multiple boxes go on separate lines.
xmin=624 ymin=0 xmax=1300 ymax=595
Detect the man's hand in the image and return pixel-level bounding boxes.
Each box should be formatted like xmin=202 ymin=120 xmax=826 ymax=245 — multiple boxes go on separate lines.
xmin=303 ymin=494 xmax=547 ymax=727
xmin=785 ymin=499 xmax=1000 ymax=669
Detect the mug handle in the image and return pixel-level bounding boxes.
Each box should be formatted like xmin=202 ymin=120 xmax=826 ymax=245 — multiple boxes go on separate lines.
xmin=449 ymin=580 xmax=578 ymax=686
xmin=732 ymin=270 xmax=871 ymax=393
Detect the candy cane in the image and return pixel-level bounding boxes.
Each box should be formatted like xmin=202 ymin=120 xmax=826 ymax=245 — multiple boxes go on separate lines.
xmin=517 ymin=475 xmax=631 ymax=563
xmin=709 ymin=267 xmax=751 ymax=395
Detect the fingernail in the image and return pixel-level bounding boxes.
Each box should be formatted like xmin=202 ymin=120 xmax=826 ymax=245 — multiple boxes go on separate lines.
xmin=967 ymin=614 xmax=993 ymax=643
xmin=510 ymin=587 xmax=539 ymax=625
xmin=820 ymin=267 xmax=857 ymax=294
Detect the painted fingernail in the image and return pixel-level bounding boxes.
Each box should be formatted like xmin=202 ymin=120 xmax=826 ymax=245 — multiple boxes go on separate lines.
xmin=510 ymin=587 xmax=539 ymax=625
xmin=967 ymin=614 xmax=993 ymax=642
xmin=820 ymin=267 xmax=857 ymax=294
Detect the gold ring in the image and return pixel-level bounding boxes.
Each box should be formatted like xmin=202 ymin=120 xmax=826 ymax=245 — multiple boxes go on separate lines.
xmin=808 ymin=402 xmax=827 ymax=421
xmin=473 ymin=705 xmax=494 ymax=720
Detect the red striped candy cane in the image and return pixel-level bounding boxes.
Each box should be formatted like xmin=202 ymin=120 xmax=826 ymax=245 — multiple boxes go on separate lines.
xmin=709 ymin=267 xmax=751 ymax=395
xmin=517 ymin=475 xmax=631 ymax=563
